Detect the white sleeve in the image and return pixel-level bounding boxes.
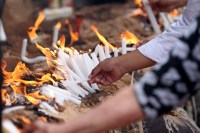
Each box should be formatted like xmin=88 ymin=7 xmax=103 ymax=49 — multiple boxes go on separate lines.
xmin=138 ymin=0 xmax=200 ymax=63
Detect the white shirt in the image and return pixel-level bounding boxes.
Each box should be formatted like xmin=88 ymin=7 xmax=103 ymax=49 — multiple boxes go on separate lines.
xmin=138 ymin=0 xmax=200 ymax=63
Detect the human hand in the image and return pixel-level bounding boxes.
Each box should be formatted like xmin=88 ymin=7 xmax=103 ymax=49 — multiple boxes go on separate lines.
xmin=134 ymin=34 xmax=157 ymax=48
xmin=89 ymin=58 xmax=127 ymax=85
xmin=148 ymin=0 xmax=187 ymax=12
xmin=22 ymin=121 xmax=62 ymax=133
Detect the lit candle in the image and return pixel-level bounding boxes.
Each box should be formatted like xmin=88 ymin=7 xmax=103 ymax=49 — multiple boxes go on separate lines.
xmin=122 ymin=38 xmax=127 ymax=55
xmin=52 ymin=22 xmax=62 ymax=46
xmin=98 ymin=45 xmax=106 ymax=61
xmin=114 ymin=48 xmax=118 ymax=57
xmin=105 ymin=44 xmax=111 ymax=58
xmin=94 ymin=44 xmax=100 ymax=55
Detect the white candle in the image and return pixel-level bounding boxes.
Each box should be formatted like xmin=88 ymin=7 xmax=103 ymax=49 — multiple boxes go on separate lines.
xmin=142 ymin=0 xmax=161 ymax=34
xmin=94 ymin=44 xmax=100 ymax=55
xmin=21 ymin=39 xmax=46 ymax=64
xmin=40 ymin=102 xmax=59 ymax=114
xmin=84 ymin=53 xmax=95 ymax=69
xmin=91 ymin=52 xmax=99 ymax=67
xmin=118 ymin=47 xmax=136 ymax=52
xmin=70 ymin=58 xmax=85 ymax=78
xmin=41 ymin=85 xmax=81 ymax=105
xmin=61 ymin=81 xmax=87 ymax=97
xmin=122 ymin=38 xmax=127 ymax=55
xmin=98 ymin=45 xmax=106 ymax=61
xmin=82 ymin=82 xmax=95 ymax=93
xmin=160 ymin=13 xmax=171 ymax=30
xmin=52 ymin=23 xmax=61 ymax=46
xmin=55 ymin=97 xmax=65 ymax=106
xmin=114 ymin=48 xmax=118 ymax=57
xmin=91 ymin=83 xmax=99 ymax=90
xmin=105 ymin=44 xmax=111 ymax=58
xmin=53 ymin=26 xmax=59 ymax=45
xmin=3 ymin=120 xmax=20 ymax=133
xmin=0 ymin=19 xmax=7 ymax=41
xmin=3 ymin=106 xmax=25 ymax=114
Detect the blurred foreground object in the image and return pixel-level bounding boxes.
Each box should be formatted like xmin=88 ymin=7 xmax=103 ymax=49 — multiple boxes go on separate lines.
xmin=0 ymin=0 xmax=6 ymax=42
xmin=43 ymin=7 xmax=73 ymax=20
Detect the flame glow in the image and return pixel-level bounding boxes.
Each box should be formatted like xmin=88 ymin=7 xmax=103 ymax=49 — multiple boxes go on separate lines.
xmin=56 ymin=22 xmax=62 ymax=30
xmin=34 ymin=12 xmax=45 ymax=30
xmin=66 ymin=19 xmax=79 ymax=46
xmin=134 ymin=0 xmax=142 ymax=7
xmin=91 ymin=25 xmax=115 ymax=50
xmin=1 ymin=60 xmax=52 ymax=105
xmin=28 ymin=12 xmax=45 ymax=41
xmin=168 ymin=9 xmax=179 ymax=18
xmin=57 ymin=35 xmax=66 ymax=50
xmin=121 ymin=30 xmax=140 ymax=44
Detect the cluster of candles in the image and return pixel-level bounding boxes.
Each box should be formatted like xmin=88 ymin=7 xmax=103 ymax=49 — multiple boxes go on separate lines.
xmin=19 ymin=10 xmax=137 ymax=114
xmin=35 ymin=36 xmax=135 ymax=114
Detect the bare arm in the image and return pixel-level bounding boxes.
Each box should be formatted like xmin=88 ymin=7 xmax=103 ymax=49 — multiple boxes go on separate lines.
xmin=23 ymin=87 xmax=144 ymax=133
xmin=117 ymin=49 xmax=155 ymax=72
xmin=89 ymin=49 xmax=155 ymax=85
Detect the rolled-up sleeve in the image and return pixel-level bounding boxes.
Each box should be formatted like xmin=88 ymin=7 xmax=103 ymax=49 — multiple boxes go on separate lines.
xmin=134 ymin=17 xmax=200 ymax=119
xmin=138 ymin=0 xmax=200 ymax=63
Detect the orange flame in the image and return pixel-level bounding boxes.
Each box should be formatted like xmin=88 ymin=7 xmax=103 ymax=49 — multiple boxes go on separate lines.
xmin=1 ymin=60 xmax=55 ymax=105
xmin=134 ymin=0 xmax=142 ymax=7
xmin=91 ymin=25 xmax=115 ymax=50
xmin=39 ymin=116 xmax=47 ymax=122
xmin=121 ymin=30 xmax=140 ymax=44
xmin=15 ymin=115 xmax=31 ymax=125
xmin=65 ymin=19 xmax=79 ymax=46
xmin=168 ymin=9 xmax=179 ymax=18
xmin=1 ymin=89 xmax=7 ymax=103
xmin=35 ymin=12 xmax=45 ymax=30
xmin=28 ymin=12 xmax=45 ymax=41
xmin=57 ymin=35 xmax=66 ymax=50
xmin=56 ymin=22 xmax=62 ymax=30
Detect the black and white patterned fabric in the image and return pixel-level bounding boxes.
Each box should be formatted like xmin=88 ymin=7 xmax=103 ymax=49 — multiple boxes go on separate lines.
xmin=134 ymin=16 xmax=200 ymax=119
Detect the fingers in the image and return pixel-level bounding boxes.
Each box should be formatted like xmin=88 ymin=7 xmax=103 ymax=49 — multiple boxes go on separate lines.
xmin=22 ymin=121 xmax=47 ymax=133
xmin=89 ymin=63 xmax=103 ymax=79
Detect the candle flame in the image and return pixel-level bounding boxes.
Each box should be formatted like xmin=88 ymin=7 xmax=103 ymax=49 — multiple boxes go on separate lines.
xmin=65 ymin=19 xmax=79 ymax=46
xmin=168 ymin=9 xmax=180 ymax=18
xmin=34 ymin=12 xmax=45 ymax=30
xmin=56 ymin=22 xmax=62 ymax=30
xmin=57 ymin=35 xmax=66 ymax=50
xmin=121 ymin=30 xmax=140 ymax=44
xmin=91 ymin=25 xmax=115 ymax=50
xmin=28 ymin=12 xmax=45 ymax=41
xmin=134 ymin=0 xmax=142 ymax=7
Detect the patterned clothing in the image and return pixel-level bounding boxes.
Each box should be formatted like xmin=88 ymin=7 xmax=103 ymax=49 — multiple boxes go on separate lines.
xmin=135 ymin=16 xmax=200 ymax=119
xmin=138 ymin=0 xmax=200 ymax=63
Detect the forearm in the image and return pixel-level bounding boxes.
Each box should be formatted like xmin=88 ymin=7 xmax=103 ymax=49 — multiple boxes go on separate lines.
xmin=117 ymin=50 xmax=155 ymax=73
xmin=61 ymin=87 xmax=144 ymax=133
